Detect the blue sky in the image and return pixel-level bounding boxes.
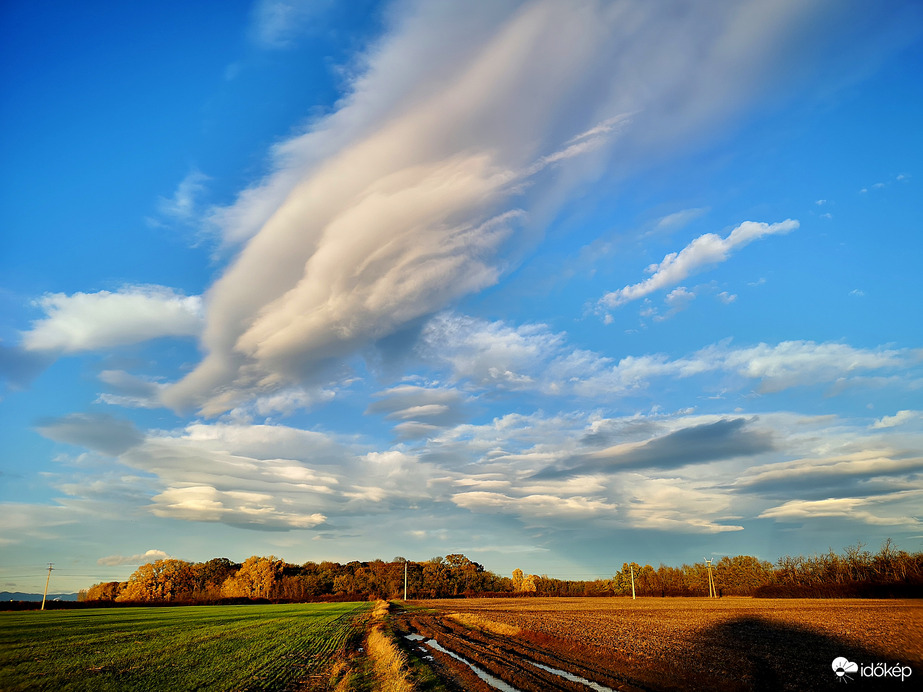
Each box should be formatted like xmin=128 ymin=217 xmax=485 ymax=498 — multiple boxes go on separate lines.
xmin=2 ymin=0 xmax=922 ymax=593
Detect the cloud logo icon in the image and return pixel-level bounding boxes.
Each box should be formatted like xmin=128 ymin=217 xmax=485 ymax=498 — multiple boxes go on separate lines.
xmin=832 ymin=657 xmax=859 ymax=679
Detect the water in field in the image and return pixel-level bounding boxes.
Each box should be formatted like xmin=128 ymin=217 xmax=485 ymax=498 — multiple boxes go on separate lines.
xmin=526 ymin=660 xmax=615 ymax=692
xmin=405 ymin=634 xmax=522 ymax=692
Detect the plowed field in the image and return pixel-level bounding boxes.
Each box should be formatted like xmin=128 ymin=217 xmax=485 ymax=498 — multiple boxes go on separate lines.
xmin=393 ymin=597 xmax=921 ymax=691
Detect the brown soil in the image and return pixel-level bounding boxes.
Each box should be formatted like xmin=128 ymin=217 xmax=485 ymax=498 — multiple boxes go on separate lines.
xmin=392 ymin=597 xmax=922 ymax=691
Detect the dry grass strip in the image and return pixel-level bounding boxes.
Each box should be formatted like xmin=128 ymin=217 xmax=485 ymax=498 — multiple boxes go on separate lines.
xmin=365 ymin=600 xmax=415 ymax=692
xmin=447 ymin=612 xmax=522 ymax=636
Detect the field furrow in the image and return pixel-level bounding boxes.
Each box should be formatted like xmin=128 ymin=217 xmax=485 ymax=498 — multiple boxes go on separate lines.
xmin=394 ymin=598 xmax=922 ymax=692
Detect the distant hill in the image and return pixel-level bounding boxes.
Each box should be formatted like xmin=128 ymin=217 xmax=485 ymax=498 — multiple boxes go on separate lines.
xmin=1 ymin=591 xmax=79 ymax=602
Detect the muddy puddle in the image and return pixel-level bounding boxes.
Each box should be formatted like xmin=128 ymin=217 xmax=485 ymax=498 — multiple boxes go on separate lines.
xmin=405 ymin=634 xmax=522 ymax=691
xmin=405 ymin=631 xmax=623 ymax=691
xmin=526 ymin=660 xmax=616 ymax=691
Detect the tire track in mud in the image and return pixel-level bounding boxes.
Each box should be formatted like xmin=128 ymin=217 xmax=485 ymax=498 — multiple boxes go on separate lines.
xmin=394 ymin=610 xmax=649 ymax=692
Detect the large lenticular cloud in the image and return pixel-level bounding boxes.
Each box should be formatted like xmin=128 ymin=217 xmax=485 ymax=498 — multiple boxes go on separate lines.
xmin=163 ymin=0 xmax=867 ymax=415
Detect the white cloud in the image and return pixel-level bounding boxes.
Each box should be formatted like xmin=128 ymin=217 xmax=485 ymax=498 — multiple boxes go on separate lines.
xmin=163 ymin=0 xmax=850 ymax=415
xmin=111 ymin=424 xmax=347 ymax=529
xmin=43 ymin=421 xmax=441 ymax=531
xmin=715 ymin=340 xmax=911 ymax=393
xmin=872 ymin=410 xmax=920 ymax=429
xmin=423 ymin=314 xmax=917 ymax=399
xmin=151 ymin=486 xmax=327 ymax=528
xmin=393 ymin=421 xmax=442 ymax=440
xmin=618 ymin=475 xmax=744 ymax=533
xmin=157 ymin=169 xmax=209 ymax=225
xmin=452 ymin=491 xmax=616 ymax=520
xmin=437 ymin=415 xmax=762 ymax=532
xmin=97 ymin=549 xmax=171 ymax=566
xmin=601 ymin=219 xmax=798 ymax=308
xmin=758 ymin=493 xmax=923 ymax=527
xmin=419 ymin=313 xmax=565 ymax=391
xmin=582 ymin=340 xmax=913 ymax=397
xmin=228 ymin=386 xmax=337 ymax=421
xmin=422 ymin=409 xmax=923 ymax=533
xmin=37 ymin=403 xmax=923 ymax=544
xmin=22 ymin=286 xmax=202 ymax=353
xmin=366 ymin=384 xmax=469 ymax=428
xmin=737 ymin=450 xmax=923 ymax=487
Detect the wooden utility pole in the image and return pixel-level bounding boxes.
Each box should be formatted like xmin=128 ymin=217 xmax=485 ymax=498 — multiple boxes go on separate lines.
xmin=40 ymin=563 xmax=53 ymax=611
xmin=704 ymin=558 xmax=716 ymax=598
xmin=630 ymin=564 xmax=636 ymax=600
xmin=403 ymin=560 xmax=408 ymax=601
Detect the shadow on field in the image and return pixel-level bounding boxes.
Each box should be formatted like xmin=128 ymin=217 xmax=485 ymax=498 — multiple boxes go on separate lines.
xmin=696 ymin=616 xmax=915 ymax=692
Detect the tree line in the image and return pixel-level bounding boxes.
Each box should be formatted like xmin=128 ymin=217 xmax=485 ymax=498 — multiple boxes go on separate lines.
xmin=81 ymin=554 xmax=508 ymax=603
xmin=521 ymin=540 xmax=923 ymax=598
xmin=80 ymin=540 xmax=922 ymax=604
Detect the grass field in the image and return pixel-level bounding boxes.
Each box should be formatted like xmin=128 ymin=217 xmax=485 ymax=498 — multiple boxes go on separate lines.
xmin=0 ymin=602 xmax=371 ymax=691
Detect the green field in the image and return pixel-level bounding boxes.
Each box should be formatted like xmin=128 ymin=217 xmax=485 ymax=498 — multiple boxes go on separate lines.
xmin=0 ymin=602 xmax=372 ymax=691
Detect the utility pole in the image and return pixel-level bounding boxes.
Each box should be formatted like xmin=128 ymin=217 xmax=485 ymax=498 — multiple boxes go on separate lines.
xmin=704 ymin=558 xmax=716 ymax=598
xmin=40 ymin=563 xmax=54 ymax=611
xmin=630 ymin=564 xmax=636 ymax=600
xmin=403 ymin=560 xmax=408 ymax=601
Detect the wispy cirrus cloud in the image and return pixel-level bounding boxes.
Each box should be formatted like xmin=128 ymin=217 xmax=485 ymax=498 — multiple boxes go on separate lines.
xmin=249 ymin=0 xmax=334 ymax=48
xmin=163 ymin=0 xmax=849 ymax=416
xmin=600 ymin=219 xmax=798 ymax=310
xmin=653 ymin=207 xmax=709 ymax=233
xmin=155 ymin=169 xmax=210 ymax=226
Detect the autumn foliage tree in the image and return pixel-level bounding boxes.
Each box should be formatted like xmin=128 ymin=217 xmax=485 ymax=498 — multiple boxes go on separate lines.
xmin=196 ymin=557 xmax=238 ymax=598
xmin=83 ymin=581 xmax=121 ymax=601
xmin=116 ymin=559 xmax=197 ymax=602
xmin=221 ymin=556 xmax=283 ymax=599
